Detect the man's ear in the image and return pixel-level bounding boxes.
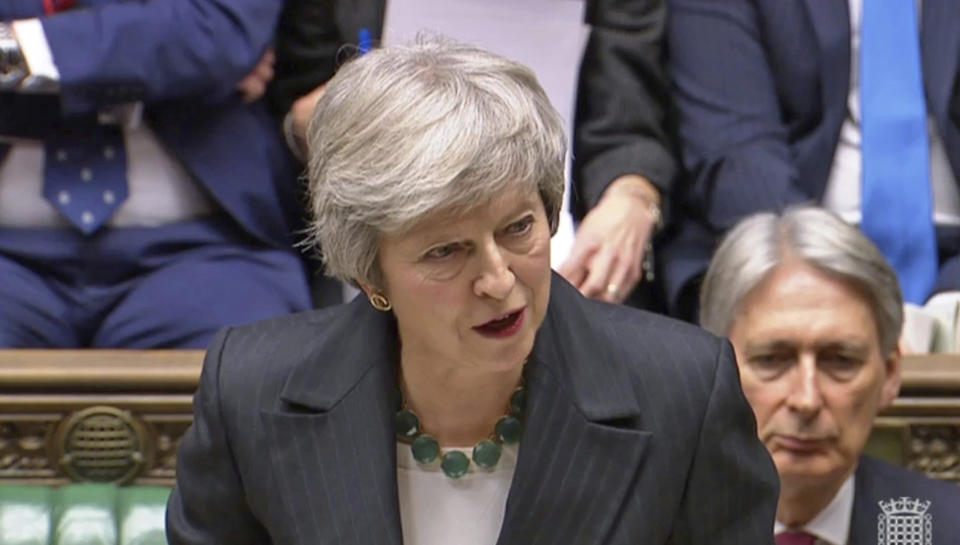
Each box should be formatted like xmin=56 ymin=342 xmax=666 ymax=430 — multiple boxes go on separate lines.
xmin=879 ymin=344 xmax=902 ymax=410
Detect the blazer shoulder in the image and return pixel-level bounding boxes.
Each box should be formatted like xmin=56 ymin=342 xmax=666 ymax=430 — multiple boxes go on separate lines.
xmin=590 ymin=297 xmax=728 ymax=364
xmin=856 ymin=456 xmax=960 ymax=532
xmin=207 ymin=305 xmax=350 ymax=400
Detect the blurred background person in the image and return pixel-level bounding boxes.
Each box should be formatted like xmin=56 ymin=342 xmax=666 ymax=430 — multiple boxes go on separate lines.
xmin=700 ymin=207 xmax=960 ymax=544
xmin=168 ymin=39 xmax=778 ymax=545
xmin=663 ymin=0 xmax=960 ymax=321
xmin=0 ymin=0 xmax=311 ymax=348
xmin=565 ymin=0 xmax=675 ymax=311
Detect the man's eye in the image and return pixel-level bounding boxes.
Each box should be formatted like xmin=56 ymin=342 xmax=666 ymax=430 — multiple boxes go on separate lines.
xmin=748 ymin=353 xmax=793 ymax=377
xmin=820 ymin=353 xmax=864 ymax=378
xmin=505 ymin=215 xmax=534 ymax=235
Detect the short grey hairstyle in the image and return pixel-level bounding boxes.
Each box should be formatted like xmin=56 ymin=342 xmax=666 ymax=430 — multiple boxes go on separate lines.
xmin=700 ymin=206 xmax=904 ymax=353
xmin=304 ymin=37 xmax=567 ymax=287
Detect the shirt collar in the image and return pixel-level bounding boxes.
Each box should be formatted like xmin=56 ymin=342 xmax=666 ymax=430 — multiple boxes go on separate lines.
xmin=775 ymin=475 xmax=855 ymax=545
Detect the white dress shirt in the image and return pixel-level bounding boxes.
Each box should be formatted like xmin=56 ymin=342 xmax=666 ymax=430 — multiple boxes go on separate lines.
xmin=396 ymin=442 xmax=517 ymax=545
xmin=775 ymin=476 xmax=855 ymax=545
xmin=822 ymin=0 xmax=960 ymax=227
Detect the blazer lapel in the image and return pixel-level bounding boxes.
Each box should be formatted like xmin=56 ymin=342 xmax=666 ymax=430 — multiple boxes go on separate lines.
xmin=260 ymin=298 xmax=404 ymax=545
xmin=848 ymin=460 xmax=878 ymax=545
xmin=496 ymin=277 xmax=652 ymax=545
xmin=801 ymin=0 xmax=851 ymax=198
xmin=920 ymin=0 xmax=960 ymax=124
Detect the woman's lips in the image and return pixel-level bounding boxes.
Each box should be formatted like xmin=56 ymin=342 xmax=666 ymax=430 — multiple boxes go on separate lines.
xmin=473 ymin=308 xmax=525 ymax=338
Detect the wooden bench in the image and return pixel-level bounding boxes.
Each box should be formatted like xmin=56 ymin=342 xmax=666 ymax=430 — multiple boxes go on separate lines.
xmin=1 ymin=350 xmax=958 ymax=486
xmin=0 ymin=350 xmax=202 ymax=486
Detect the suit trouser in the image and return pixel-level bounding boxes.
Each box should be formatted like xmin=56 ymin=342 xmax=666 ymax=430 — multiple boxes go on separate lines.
xmin=0 ymin=215 xmax=311 ymax=348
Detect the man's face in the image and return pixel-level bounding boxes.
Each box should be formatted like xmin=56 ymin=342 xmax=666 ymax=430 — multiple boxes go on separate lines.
xmin=727 ymin=259 xmax=901 ymax=491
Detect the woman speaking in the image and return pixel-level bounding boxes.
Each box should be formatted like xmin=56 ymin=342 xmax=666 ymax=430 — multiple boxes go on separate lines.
xmin=167 ymin=39 xmax=778 ymax=545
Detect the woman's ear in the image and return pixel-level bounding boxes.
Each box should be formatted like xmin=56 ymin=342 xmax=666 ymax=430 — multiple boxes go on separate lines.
xmin=356 ymin=280 xmax=376 ymax=299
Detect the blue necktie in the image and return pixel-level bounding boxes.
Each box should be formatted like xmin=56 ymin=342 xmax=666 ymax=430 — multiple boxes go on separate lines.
xmin=43 ymin=122 xmax=128 ymax=235
xmin=860 ymin=0 xmax=937 ymax=304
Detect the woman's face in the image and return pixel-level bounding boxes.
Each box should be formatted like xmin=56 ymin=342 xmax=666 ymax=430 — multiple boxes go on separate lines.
xmin=374 ymin=187 xmax=552 ymax=375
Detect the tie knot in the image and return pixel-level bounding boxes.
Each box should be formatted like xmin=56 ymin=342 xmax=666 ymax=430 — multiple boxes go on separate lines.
xmin=776 ymin=531 xmax=816 ymax=545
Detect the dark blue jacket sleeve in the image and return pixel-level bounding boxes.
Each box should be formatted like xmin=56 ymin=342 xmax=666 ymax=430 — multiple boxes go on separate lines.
xmin=668 ymin=0 xmax=808 ymax=231
xmin=40 ymin=0 xmax=283 ymax=114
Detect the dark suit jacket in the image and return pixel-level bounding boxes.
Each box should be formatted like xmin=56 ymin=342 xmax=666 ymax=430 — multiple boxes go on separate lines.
xmin=848 ymin=456 xmax=960 ymax=544
xmin=0 ymin=0 xmax=299 ymax=249
xmin=662 ymin=0 xmax=960 ymax=317
xmin=268 ymin=0 xmax=386 ymax=117
xmin=167 ymin=274 xmax=779 ymax=544
xmin=572 ymin=0 xmax=676 ymax=222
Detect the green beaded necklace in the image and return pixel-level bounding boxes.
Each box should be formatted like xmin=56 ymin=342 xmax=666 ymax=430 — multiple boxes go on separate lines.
xmin=395 ymin=384 xmax=527 ymax=479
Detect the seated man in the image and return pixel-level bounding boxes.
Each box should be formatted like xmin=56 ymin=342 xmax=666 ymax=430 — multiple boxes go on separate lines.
xmin=699 ymin=206 xmax=960 ymax=544
xmin=0 ymin=0 xmax=312 ymax=348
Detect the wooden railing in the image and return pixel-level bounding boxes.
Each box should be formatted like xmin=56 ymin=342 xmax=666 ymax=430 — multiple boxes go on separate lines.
xmin=0 ymin=351 xmax=957 ymax=486
xmin=0 ymin=350 xmax=202 ymax=486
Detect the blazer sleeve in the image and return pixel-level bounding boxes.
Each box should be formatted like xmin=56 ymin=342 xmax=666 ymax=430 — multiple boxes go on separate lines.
xmin=267 ymin=0 xmax=341 ymax=117
xmin=572 ymin=0 xmax=676 ymax=220
xmin=669 ymin=341 xmax=779 ymax=545
xmin=38 ymin=0 xmax=283 ymax=115
xmin=166 ymin=328 xmax=272 ymax=545
xmin=668 ymin=0 xmax=808 ymax=231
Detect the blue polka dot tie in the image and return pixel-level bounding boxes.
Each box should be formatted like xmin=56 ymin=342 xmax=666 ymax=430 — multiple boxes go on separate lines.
xmin=860 ymin=0 xmax=938 ymax=303
xmin=42 ymin=122 xmax=128 ymax=235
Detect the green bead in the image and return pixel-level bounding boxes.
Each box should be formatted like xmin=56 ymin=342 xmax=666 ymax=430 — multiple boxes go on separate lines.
xmin=472 ymin=440 xmax=502 ymax=469
xmin=441 ymin=450 xmax=470 ymax=479
xmin=495 ymin=415 xmax=522 ymax=444
xmin=509 ymin=387 xmax=526 ymax=416
xmin=411 ymin=434 xmax=440 ymax=464
xmin=395 ymin=409 xmax=420 ymax=439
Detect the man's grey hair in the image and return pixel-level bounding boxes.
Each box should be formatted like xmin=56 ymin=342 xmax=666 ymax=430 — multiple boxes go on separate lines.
xmin=700 ymin=207 xmax=904 ymax=353
xmin=304 ymin=37 xmax=567 ymax=287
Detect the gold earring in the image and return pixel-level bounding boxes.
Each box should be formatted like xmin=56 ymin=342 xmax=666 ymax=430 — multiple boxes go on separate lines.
xmin=369 ymin=292 xmax=392 ymax=311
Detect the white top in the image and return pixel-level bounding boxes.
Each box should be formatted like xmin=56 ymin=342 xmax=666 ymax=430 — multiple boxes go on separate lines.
xmin=822 ymin=0 xmax=960 ymax=227
xmin=0 ymin=20 xmax=213 ymax=229
xmin=775 ymin=475 xmax=855 ymax=545
xmin=396 ymin=442 xmax=517 ymax=545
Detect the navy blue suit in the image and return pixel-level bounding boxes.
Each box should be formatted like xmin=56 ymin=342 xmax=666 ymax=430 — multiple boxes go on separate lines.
xmin=662 ymin=0 xmax=960 ymax=318
xmin=849 ymin=456 xmax=960 ymax=545
xmin=0 ymin=0 xmax=312 ymax=347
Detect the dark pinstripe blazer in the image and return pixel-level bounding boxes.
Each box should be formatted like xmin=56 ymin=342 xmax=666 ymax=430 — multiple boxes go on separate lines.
xmin=166 ymin=274 xmax=779 ymax=544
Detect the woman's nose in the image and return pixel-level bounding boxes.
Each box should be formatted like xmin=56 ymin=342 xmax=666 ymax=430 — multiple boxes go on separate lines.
xmin=473 ymin=242 xmax=515 ymax=299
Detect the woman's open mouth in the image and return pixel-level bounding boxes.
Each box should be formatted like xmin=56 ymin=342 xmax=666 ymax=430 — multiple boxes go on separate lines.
xmin=473 ymin=308 xmax=525 ymax=338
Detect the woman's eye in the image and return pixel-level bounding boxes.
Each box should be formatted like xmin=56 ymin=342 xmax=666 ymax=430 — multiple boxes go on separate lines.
xmin=505 ymin=215 xmax=534 ymax=235
xmin=424 ymin=244 xmax=458 ymax=260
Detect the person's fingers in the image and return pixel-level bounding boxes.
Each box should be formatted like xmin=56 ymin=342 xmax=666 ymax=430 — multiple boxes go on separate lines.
xmin=557 ymin=236 xmax=596 ymax=288
xmin=579 ymin=248 xmax=618 ymax=299
xmin=257 ymin=61 xmax=274 ymax=82
xmin=247 ymin=80 xmax=267 ymax=103
xmin=601 ymin=253 xmax=638 ymax=303
xmin=236 ymin=79 xmax=259 ymax=103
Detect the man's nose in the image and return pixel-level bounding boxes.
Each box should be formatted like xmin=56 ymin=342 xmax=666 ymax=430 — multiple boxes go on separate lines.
xmin=786 ymin=354 xmax=823 ymax=417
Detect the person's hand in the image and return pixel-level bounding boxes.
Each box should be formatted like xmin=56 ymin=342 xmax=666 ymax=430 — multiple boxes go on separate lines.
xmin=558 ymin=175 xmax=661 ymax=303
xmin=236 ymin=48 xmax=275 ymax=103
xmin=290 ymin=83 xmax=328 ymax=145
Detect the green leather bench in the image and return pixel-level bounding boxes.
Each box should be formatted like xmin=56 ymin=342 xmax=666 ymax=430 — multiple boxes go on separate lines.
xmin=0 ymin=484 xmax=169 ymax=545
